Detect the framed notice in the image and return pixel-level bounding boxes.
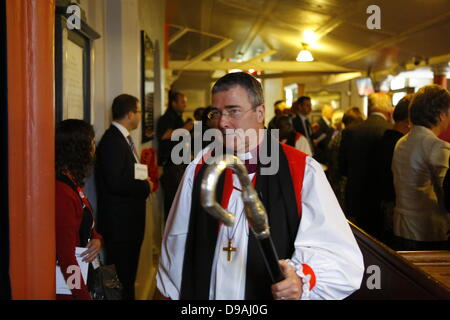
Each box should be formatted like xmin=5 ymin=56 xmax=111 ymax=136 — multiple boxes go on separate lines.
xmin=55 ymin=3 xmax=100 ymax=123
xmin=63 ymin=36 xmax=84 ymax=120
xmin=141 ymin=31 xmax=155 ymax=142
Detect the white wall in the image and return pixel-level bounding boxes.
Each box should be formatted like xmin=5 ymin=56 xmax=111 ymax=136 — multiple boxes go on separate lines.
xmin=263 ymin=78 xmax=283 ymax=125
xmin=84 ymin=0 xmax=107 ymax=142
xmin=83 ymin=0 xmax=166 ymax=150
xmin=139 ymin=0 xmax=166 ymax=146
xmin=79 ymin=1 xmax=167 ymax=287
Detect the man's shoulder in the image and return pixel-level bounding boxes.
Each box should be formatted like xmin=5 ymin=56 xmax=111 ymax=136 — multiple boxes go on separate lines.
xmin=353 ymin=117 xmax=390 ymax=135
xmin=99 ymin=125 xmax=119 ymax=140
xmin=157 ymin=110 xmax=169 ymax=121
xmin=318 ymin=117 xmax=327 ymax=126
xmin=97 ymin=126 xmax=126 ymax=150
xmin=158 ymin=109 xmax=177 ymax=122
xmin=422 ymin=131 xmax=450 ymax=151
xmin=342 ymin=124 xmax=359 ymax=138
xmin=291 ymin=115 xmax=304 ymax=131
xmin=291 ymin=114 xmax=301 ymax=123
xmin=367 ymin=114 xmax=392 ymax=128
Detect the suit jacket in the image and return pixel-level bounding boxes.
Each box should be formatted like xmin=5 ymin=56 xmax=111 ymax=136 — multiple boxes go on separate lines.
xmin=95 ymin=125 xmax=150 ymax=243
xmin=156 ymin=108 xmax=185 ymax=166
xmin=292 ymin=114 xmax=310 ymax=138
xmin=377 ymin=129 xmax=404 ymax=203
xmin=339 ymin=114 xmax=393 ymax=236
xmin=392 ymin=125 xmax=450 ymax=241
xmin=292 ymin=114 xmax=313 ymax=152
xmin=56 ymin=177 xmax=103 ymax=300
xmin=444 ymin=157 xmax=450 ymax=212
xmin=312 ymin=117 xmax=334 ymax=164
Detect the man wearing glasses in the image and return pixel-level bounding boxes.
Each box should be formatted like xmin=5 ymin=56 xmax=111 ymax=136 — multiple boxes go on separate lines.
xmin=96 ymin=94 xmax=152 ymax=300
xmin=157 ymin=72 xmax=363 ymax=300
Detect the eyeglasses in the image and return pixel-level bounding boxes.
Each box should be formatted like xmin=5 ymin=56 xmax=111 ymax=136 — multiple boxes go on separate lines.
xmin=207 ymin=108 xmax=254 ymax=120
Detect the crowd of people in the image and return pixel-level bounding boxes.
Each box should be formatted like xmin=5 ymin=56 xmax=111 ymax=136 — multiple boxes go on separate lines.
xmin=264 ymin=86 xmax=450 ymax=253
xmin=55 ymin=70 xmax=450 ymax=300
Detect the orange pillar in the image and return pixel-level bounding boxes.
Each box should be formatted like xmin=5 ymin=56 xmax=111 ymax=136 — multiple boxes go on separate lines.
xmin=434 ymin=74 xmax=447 ymax=89
xmin=6 ymin=0 xmax=56 ymax=299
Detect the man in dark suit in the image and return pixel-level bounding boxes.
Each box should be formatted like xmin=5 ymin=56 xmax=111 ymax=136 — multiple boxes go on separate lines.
xmin=291 ymin=96 xmax=314 ymax=153
xmin=376 ymin=94 xmax=412 ymax=245
xmin=157 ymin=91 xmax=193 ymax=221
xmin=312 ymin=104 xmax=335 ymax=165
xmin=339 ymin=93 xmax=393 ymax=239
xmin=267 ymin=100 xmax=287 ymax=130
xmin=96 ymin=94 xmax=152 ymax=300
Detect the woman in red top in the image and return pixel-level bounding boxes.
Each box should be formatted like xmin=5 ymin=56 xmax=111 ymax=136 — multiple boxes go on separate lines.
xmin=55 ymin=119 xmax=103 ymax=300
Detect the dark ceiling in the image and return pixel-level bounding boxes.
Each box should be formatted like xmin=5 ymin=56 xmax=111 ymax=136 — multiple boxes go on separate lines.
xmin=166 ymin=0 xmax=450 ymax=76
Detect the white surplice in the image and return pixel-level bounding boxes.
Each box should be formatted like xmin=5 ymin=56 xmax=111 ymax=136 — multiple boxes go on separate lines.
xmin=156 ymin=146 xmax=364 ymax=300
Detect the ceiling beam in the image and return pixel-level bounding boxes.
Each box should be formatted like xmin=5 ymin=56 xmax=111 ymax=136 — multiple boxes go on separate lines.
xmin=255 ymin=71 xmax=353 ymax=80
xmin=168 ymin=27 xmax=189 ymax=46
xmin=240 ymin=49 xmax=277 ymax=67
xmin=170 ymin=23 xmax=229 ymax=40
xmin=178 ymin=38 xmax=234 ymax=71
xmin=216 ymin=0 xmax=254 ymax=13
xmin=320 ymin=72 xmax=363 ymax=86
xmin=250 ymin=0 xmax=373 ymax=43
xmin=315 ymin=18 xmax=344 ymax=40
xmin=428 ymin=53 xmax=450 ymax=66
xmin=237 ymin=0 xmax=279 ymax=56
xmin=170 ymin=60 xmax=357 ymax=73
xmin=337 ymin=10 xmax=450 ymax=65
xmin=344 ymin=20 xmax=396 ymax=37
xmin=313 ymin=0 xmax=374 ymax=41
xmin=372 ymin=53 xmax=450 ymax=79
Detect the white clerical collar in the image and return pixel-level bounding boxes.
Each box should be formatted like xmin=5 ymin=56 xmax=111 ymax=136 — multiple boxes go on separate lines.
xmin=112 ymin=121 xmax=130 ymax=139
xmin=236 ymin=151 xmax=253 ymax=161
xmin=370 ymin=112 xmax=387 ymax=120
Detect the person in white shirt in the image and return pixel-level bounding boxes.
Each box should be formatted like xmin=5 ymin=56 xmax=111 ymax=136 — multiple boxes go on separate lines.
xmin=292 ymin=96 xmax=314 ymax=152
xmin=392 ymin=84 xmax=450 ymax=251
xmin=156 ymin=72 xmax=364 ymax=300
xmin=276 ymin=115 xmax=312 ymax=156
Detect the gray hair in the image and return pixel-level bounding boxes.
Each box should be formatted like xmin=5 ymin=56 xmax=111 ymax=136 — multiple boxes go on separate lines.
xmin=212 ymin=72 xmax=264 ymax=109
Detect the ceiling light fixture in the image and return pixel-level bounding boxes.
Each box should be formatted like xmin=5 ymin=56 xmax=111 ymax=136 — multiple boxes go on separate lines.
xmin=303 ymin=30 xmax=317 ymax=44
xmin=296 ymin=42 xmax=314 ymax=62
